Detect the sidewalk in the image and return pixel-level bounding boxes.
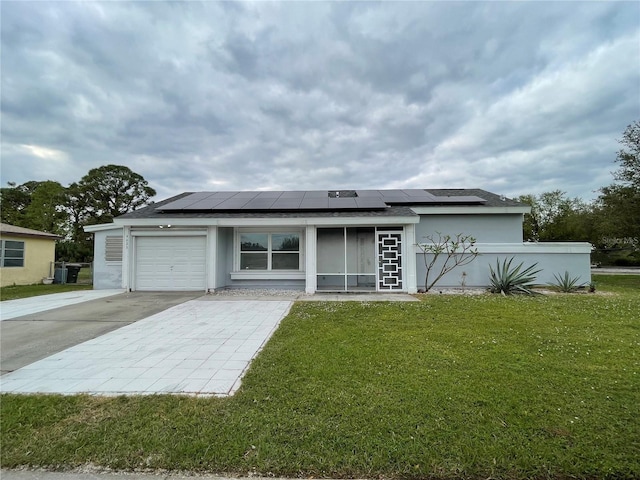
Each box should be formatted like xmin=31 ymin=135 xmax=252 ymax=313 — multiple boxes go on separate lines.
xmin=0 ymin=290 xmax=124 ymax=321
xmin=591 ymin=266 xmax=640 ymax=275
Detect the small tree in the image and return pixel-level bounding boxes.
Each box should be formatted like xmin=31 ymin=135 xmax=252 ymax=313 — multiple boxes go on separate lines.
xmin=417 ymin=232 xmax=480 ymax=292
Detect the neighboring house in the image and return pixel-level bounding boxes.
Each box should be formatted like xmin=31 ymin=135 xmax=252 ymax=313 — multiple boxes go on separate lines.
xmin=0 ymin=223 xmax=61 ymax=287
xmin=85 ymin=188 xmax=592 ymax=293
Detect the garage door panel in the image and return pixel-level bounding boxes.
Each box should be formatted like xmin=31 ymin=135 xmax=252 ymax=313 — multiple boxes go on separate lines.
xmin=135 ymin=236 xmax=206 ymax=291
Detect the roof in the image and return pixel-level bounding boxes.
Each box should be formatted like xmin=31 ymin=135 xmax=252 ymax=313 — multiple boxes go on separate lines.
xmin=118 ymin=188 xmax=522 ymax=220
xmin=0 ymin=223 xmax=62 ymax=240
xmin=83 ymin=223 xmax=124 ymax=233
xmin=424 ymin=189 xmax=523 ymax=207
xmin=156 ymin=189 xmax=487 ymax=213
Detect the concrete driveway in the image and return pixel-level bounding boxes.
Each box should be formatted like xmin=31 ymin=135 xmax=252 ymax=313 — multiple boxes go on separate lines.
xmin=1 ymin=292 xmax=204 ymax=375
xmin=0 ymin=290 xmax=124 ymax=321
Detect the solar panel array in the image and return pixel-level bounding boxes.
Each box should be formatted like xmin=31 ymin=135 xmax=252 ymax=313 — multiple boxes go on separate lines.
xmin=158 ymin=190 xmax=487 ymax=212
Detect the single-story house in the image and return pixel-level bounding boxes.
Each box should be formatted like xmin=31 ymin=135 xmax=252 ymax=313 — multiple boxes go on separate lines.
xmin=0 ymin=223 xmax=61 ymax=287
xmin=84 ymin=188 xmax=592 ymax=293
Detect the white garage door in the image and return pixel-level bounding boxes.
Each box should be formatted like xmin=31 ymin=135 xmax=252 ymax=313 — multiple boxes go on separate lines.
xmin=134 ymin=236 xmax=206 ymax=291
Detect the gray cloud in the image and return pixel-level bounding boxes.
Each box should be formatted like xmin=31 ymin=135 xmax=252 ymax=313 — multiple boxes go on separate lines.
xmin=1 ymin=1 xmax=638 ymax=203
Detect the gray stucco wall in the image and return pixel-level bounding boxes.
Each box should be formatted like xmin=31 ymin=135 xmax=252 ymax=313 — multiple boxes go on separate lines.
xmin=92 ymin=228 xmax=123 ymax=289
xmin=415 ymin=244 xmax=592 ymax=290
xmin=416 ymin=214 xmax=524 ymax=243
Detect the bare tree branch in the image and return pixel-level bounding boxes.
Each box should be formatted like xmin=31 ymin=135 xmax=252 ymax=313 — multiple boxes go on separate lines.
xmin=416 ymin=232 xmax=480 ymax=292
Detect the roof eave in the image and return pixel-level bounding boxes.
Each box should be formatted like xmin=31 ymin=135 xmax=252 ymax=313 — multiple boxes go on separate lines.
xmin=411 ymin=205 xmax=531 ymax=215
xmin=0 ymin=231 xmax=62 ymax=240
xmin=115 ymin=215 xmax=420 ymax=227
xmin=83 ymin=223 xmax=123 ymax=233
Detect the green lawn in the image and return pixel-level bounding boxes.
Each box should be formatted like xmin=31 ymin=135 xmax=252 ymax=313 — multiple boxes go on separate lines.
xmin=0 ymin=283 xmax=93 ymax=301
xmin=1 ymin=274 xmax=638 ymax=479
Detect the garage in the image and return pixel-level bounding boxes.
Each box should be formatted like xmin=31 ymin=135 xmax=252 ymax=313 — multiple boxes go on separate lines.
xmin=134 ymin=236 xmax=206 ymax=291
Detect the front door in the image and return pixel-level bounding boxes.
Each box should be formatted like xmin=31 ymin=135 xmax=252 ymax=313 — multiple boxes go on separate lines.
xmin=377 ymin=230 xmax=403 ymax=291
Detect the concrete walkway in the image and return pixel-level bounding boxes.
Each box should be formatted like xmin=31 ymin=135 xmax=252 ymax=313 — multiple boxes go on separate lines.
xmin=0 ymin=300 xmax=291 ymax=396
xmin=0 ymin=290 xmax=124 ymax=321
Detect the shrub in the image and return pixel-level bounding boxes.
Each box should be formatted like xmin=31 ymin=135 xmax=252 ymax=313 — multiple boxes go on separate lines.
xmin=613 ymin=257 xmax=640 ymax=267
xmin=489 ymin=257 xmax=541 ymax=295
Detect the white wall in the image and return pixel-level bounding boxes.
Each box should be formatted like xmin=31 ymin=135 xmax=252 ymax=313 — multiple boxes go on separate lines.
xmin=92 ymin=228 xmax=123 ymax=289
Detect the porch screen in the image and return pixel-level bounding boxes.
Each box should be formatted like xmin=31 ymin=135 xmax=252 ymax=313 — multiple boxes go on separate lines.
xmin=316 ymin=227 xmax=375 ymax=291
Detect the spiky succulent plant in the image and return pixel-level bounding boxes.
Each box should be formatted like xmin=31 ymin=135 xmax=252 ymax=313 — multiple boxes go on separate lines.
xmin=549 ymin=271 xmax=586 ymax=293
xmin=489 ymin=257 xmax=541 ymax=295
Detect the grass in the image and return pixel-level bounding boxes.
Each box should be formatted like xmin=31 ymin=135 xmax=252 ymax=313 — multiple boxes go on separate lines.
xmin=77 ymin=267 xmax=93 ymax=284
xmin=1 ymin=274 xmax=639 ymax=479
xmin=0 ymin=283 xmax=93 ymax=301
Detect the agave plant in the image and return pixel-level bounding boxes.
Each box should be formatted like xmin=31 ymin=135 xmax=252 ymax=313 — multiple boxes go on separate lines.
xmin=549 ymin=271 xmax=586 ymax=293
xmin=489 ymin=257 xmax=541 ymax=295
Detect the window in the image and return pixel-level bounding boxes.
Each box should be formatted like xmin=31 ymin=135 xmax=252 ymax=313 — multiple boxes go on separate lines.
xmin=1 ymin=240 xmax=25 ymax=267
xmin=240 ymin=232 xmax=300 ymax=270
xmin=105 ymin=236 xmax=123 ymax=262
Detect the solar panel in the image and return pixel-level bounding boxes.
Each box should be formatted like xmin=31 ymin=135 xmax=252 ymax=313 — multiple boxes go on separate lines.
xmin=215 ymin=198 xmax=253 ymax=209
xmin=255 ymin=191 xmax=283 ymax=198
xmin=186 ymin=196 xmax=228 ymax=210
xmin=158 ymin=192 xmax=215 ymax=210
xmin=379 ymin=196 xmax=411 ymax=203
xmin=280 ymin=191 xmax=306 ymax=198
xmin=157 ymin=189 xmax=486 ymax=212
xmin=355 ymin=190 xmax=383 ymax=197
xmin=379 ymin=189 xmax=406 ymax=197
xmin=328 ymin=197 xmax=358 ymax=209
xmin=303 ymin=191 xmax=327 ymax=198
xmin=242 ymin=198 xmax=277 ymax=210
xmin=212 ymin=191 xmax=237 ymax=198
xmin=300 ymin=197 xmax=329 ymax=209
xmin=271 ymin=199 xmax=303 ymax=209
xmin=355 ymin=197 xmax=388 ymax=208
xmin=403 ymin=189 xmax=438 ymax=199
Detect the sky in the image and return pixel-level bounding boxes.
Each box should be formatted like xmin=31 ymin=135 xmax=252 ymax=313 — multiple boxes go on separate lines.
xmin=1 ymin=1 xmax=639 ymax=203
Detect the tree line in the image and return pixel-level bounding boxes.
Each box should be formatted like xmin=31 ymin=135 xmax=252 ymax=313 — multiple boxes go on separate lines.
xmin=1 ymin=165 xmax=156 ymax=261
xmin=1 ymin=122 xmax=638 ymax=265
xmin=517 ymin=121 xmax=640 ymax=266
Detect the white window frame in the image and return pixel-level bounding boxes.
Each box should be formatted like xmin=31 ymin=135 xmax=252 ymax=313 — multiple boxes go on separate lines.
xmin=1 ymin=239 xmax=25 ymax=268
xmin=235 ymin=229 xmax=303 ymax=272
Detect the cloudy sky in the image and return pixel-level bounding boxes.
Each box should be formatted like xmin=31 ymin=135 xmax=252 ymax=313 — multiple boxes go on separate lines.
xmin=1 ymin=1 xmax=639 ymax=202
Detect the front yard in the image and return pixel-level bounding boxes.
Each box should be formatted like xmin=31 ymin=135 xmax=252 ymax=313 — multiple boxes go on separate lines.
xmin=0 ymin=283 xmax=92 ymax=301
xmin=1 ymin=275 xmax=638 ymax=479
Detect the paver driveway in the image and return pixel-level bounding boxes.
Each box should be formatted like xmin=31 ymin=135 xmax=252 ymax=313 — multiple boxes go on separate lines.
xmin=0 ymin=300 xmax=292 ymax=396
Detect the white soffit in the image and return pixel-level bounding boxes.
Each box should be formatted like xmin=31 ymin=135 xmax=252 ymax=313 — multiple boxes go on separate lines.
xmin=115 ymin=215 xmax=420 ymax=227
xmin=411 ymin=206 xmax=530 ymax=215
